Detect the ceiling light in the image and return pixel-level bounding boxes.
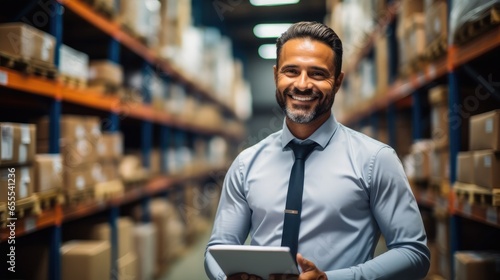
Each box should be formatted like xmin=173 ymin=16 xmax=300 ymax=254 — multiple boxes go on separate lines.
xmin=250 ymin=0 xmax=300 ymax=6
xmin=258 ymin=44 xmax=277 ymax=59
xmin=253 ymin=23 xmax=292 ymax=38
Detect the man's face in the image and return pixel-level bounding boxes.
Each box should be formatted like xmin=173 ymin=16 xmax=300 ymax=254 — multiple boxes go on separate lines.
xmin=274 ymin=38 xmax=342 ymax=124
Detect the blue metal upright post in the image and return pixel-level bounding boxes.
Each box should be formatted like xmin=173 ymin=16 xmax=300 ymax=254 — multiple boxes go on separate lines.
xmin=412 ymin=90 xmax=423 ymax=141
xmin=48 ymin=2 xmax=63 ymax=280
xmin=160 ymin=126 xmax=170 ymax=173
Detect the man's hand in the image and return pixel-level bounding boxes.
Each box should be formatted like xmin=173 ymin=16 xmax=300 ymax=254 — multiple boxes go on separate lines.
xmin=297 ymin=254 xmax=328 ymax=280
xmin=269 ymin=254 xmax=327 ymax=280
xmin=227 ymin=273 xmax=263 ymax=280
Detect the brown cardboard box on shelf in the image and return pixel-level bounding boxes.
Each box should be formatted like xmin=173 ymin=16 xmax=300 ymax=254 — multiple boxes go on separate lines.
xmin=430 ymin=149 xmax=449 ymax=183
xmin=457 ymin=151 xmax=474 ymax=184
xmin=473 ymin=150 xmax=500 ymax=189
xmin=455 ymin=251 xmax=500 ymax=280
xmin=0 ymin=123 xmax=36 ymax=166
xmin=0 ymin=166 xmax=34 ymax=202
xmin=469 ymin=110 xmax=500 ymax=151
xmin=134 ymin=223 xmax=156 ymax=280
xmin=34 ymin=154 xmax=62 ymax=193
xmin=89 ymin=217 xmax=134 ymax=259
xmin=424 ymin=1 xmax=447 ymax=45
xmin=37 ymin=115 xmax=87 ymax=141
xmin=59 ymin=44 xmax=89 ymax=84
xmin=431 ymin=105 xmax=449 ymax=151
xmin=0 ymin=23 xmax=56 ymax=65
xmin=118 ymin=252 xmax=138 ymax=280
xmin=428 ymin=85 xmax=448 ymax=106
xmin=38 ymin=138 xmax=98 ymax=169
xmin=61 ymin=240 xmax=111 ymax=280
xmin=88 ymin=60 xmax=123 ymax=86
xmin=63 ymin=165 xmax=94 ymax=192
xmin=90 ymin=161 xmax=119 ymax=183
xmin=375 ymin=34 xmax=389 ymax=94
xmin=97 ymin=132 xmax=123 ymax=160
xmin=408 ymin=13 xmax=426 ymax=61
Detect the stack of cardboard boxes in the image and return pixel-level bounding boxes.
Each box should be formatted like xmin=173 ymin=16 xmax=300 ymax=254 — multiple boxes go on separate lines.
xmin=0 ymin=123 xmax=37 ymax=214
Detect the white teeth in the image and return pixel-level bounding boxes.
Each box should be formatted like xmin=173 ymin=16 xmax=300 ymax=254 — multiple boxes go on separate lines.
xmin=290 ymin=95 xmax=315 ymax=101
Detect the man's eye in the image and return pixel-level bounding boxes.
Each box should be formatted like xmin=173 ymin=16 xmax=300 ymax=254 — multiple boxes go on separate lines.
xmin=284 ymin=69 xmax=298 ymax=75
xmin=311 ymin=72 xmax=325 ymax=77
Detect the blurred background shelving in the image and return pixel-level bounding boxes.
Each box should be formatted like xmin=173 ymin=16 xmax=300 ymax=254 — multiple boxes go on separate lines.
xmin=0 ymin=0 xmax=500 ymax=280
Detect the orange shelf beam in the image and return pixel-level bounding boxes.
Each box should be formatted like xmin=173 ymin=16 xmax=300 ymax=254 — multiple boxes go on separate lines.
xmin=451 ymin=25 xmax=500 ymax=69
xmin=0 ymin=67 xmax=59 ymax=99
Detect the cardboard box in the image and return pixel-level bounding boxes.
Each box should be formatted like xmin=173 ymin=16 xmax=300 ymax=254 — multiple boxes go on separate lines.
xmin=89 ymin=217 xmax=134 ymax=259
xmin=118 ymin=252 xmax=137 ymax=280
xmin=134 ymin=223 xmax=156 ymax=280
xmin=63 ymin=165 xmax=94 ymax=191
xmin=425 ymin=1 xmax=447 ymax=44
xmin=61 ymin=240 xmax=111 ymax=280
xmin=0 ymin=23 xmax=56 ymax=64
xmin=59 ymin=44 xmax=89 ymax=82
xmin=88 ymin=60 xmax=123 ymax=86
xmin=457 ymin=151 xmax=474 ymax=184
xmin=455 ymin=251 xmax=500 ymax=280
xmin=37 ymin=115 xmax=87 ymax=141
xmin=38 ymin=136 xmax=98 ymax=169
xmin=91 ymin=161 xmax=118 ymax=183
xmin=1 ymin=123 xmax=36 ymax=166
xmin=0 ymin=166 xmax=34 ymax=202
xmin=428 ymin=85 xmax=448 ymax=106
xmin=34 ymin=154 xmax=63 ymax=193
xmin=473 ymin=150 xmax=500 ymax=189
xmin=431 ymin=149 xmax=449 ymax=183
xmin=375 ymin=34 xmax=389 ymax=94
xmin=97 ymin=132 xmax=123 ymax=160
xmin=431 ymin=105 xmax=449 ymax=151
xmin=408 ymin=13 xmax=426 ymax=60
xmin=470 ymin=110 xmax=500 ymax=151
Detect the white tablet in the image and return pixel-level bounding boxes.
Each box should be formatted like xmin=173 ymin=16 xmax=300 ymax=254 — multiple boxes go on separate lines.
xmin=208 ymin=245 xmax=299 ymax=279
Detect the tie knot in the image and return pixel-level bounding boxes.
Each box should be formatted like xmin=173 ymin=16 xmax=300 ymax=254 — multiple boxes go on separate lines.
xmin=288 ymin=142 xmax=318 ymax=160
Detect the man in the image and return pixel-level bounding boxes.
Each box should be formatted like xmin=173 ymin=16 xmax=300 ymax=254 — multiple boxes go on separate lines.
xmin=205 ymin=21 xmax=430 ymax=280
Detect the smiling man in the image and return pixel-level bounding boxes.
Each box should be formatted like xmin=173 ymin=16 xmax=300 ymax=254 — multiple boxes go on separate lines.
xmin=205 ymin=21 xmax=430 ymax=280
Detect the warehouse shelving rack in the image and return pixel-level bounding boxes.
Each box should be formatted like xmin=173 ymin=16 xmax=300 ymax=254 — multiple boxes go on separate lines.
xmin=338 ymin=0 xmax=500 ymax=278
xmin=0 ymin=1 xmax=243 ymax=279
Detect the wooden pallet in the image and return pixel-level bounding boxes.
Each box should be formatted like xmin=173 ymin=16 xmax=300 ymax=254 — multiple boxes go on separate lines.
xmin=453 ymin=182 xmax=500 ymax=206
xmin=454 ymin=4 xmax=500 ymax=44
xmin=58 ymin=74 xmax=87 ymax=89
xmin=88 ymin=80 xmax=121 ymax=95
xmin=94 ymin=179 xmax=124 ymax=201
xmin=65 ymin=188 xmax=94 ymax=205
xmin=424 ymin=36 xmax=447 ymax=61
xmin=0 ymin=203 xmax=6 ymax=227
xmin=37 ymin=189 xmax=65 ymax=210
xmin=13 ymin=195 xmax=41 ymax=218
xmin=0 ymin=51 xmax=58 ymax=79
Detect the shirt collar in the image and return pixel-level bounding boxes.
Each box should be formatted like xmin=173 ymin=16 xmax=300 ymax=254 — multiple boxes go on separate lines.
xmin=281 ymin=114 xmax=339 ymax=149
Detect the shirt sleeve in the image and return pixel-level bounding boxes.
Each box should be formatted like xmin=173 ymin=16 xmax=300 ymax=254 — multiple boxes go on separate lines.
xmin=204 ymin=155 xmax=252 ymax=280
xmin=326 ymin=146 xmax=430 ymax=280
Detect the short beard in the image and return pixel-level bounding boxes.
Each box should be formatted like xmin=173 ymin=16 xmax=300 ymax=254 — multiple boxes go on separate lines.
xmin=276 ymin=87 xmax=334 ymax=124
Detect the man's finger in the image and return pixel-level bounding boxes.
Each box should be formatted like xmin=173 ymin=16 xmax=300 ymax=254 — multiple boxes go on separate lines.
xmin=297 ymin=253 xmax=315 ymax=272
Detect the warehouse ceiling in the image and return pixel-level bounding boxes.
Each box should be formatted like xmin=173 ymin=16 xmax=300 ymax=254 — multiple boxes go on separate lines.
xmin=196 ymin=0 xmax=327 ymax=58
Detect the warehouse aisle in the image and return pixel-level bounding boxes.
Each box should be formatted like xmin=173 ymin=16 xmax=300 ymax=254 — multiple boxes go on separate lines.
xmin=161 ymin=229 xmax=212 ymax=280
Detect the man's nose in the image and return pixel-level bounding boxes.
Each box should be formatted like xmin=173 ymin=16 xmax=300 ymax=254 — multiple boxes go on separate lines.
xmin=294 ymin=72 xmax=313 ymax=91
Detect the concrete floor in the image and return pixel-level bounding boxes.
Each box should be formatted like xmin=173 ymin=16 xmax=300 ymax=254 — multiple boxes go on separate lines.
xmin=160 ymin=230 xmax=212 ymax=280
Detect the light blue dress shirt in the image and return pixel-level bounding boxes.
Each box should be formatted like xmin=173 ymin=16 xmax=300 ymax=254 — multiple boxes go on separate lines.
xmin=205 ymin=115 xmax=430 ymax=280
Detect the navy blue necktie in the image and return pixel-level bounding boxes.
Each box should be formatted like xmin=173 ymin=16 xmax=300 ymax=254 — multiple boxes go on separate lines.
xmin=281 ymin=141 xmax=318 ymax=264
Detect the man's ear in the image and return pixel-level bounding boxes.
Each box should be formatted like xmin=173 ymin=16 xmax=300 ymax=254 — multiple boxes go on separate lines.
xmin=333 ymin=72 xmax=345 ymax=93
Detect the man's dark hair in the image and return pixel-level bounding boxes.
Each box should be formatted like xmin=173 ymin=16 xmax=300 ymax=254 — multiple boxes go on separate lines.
xmin=276 ymin=21 xmax=343 ymax=78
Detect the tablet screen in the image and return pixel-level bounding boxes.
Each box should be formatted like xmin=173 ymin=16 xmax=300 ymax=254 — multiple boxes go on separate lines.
xmin=208 ymin=245 xmax=299 ymax=279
